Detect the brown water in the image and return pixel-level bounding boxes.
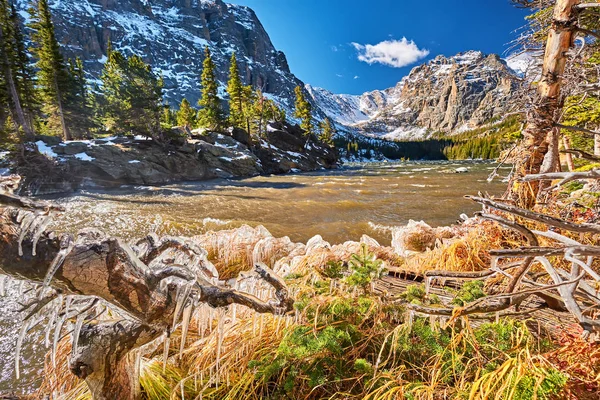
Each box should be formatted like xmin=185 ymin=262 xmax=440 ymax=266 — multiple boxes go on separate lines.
xmin=49 ymin=161 xmax=509 ymax=245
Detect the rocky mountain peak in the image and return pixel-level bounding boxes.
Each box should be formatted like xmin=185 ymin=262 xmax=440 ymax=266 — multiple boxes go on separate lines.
xmin=309 ymin=50 xmax=519 ymax=141
xmin=15 ymin=0 xmax=302 ymax=111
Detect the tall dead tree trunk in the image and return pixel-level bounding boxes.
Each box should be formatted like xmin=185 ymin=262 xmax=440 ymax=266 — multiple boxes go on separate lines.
xmin=511 ymin=0 xmax=580 ymax=206
xmin=0 ymin=193 xmax=293 ymax=399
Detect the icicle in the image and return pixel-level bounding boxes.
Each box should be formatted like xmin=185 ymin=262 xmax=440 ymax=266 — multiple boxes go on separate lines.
xmin=215 ymin=309 xmax=226 ymax=383
xmin=0 ymin=275 xmax=6 ymax=297
xmin=31 ymin=216 xmax=53 ymax=256
xmin=495 ymin=311 xmax=500 ymax=323
xmin=16 ymin=210 xmax=27 ymax=223
xmin=162 ymin=331 xmax=170 ymax=373
xmin=425 ymin=277 xmax=432 ymax=295
xmin=52 ymin=314 xmax=67 ymax=368
xmin=17 ymin=213 xmax=36 ymax=257
xmin=15 ymin=320 xmax=30 ymax=380
xmin=406 ymin=310 xmax=414 ymax=331
xmin=72 ymin=314 xmax=85 ymax=355
xmin=172 ymin=283 xmax=191 ymax=330
xmin=179 ymin=304 xmax=193 ymax=358
xmin=17 ymin=280 xmax=25 ymax=296
xmin=45 ymin=296 xmax=63 ymax=348
xmin=43 ymin=241 xmax=75 ymax=287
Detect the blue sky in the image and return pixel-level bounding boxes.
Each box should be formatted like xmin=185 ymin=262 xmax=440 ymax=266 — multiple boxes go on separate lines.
xmin=229 ymin=0 xmax=530 ymax=95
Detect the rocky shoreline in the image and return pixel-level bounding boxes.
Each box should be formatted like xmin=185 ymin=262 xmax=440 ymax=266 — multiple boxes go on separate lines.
xmin=1 ymin=122 xmax=338 ymax=195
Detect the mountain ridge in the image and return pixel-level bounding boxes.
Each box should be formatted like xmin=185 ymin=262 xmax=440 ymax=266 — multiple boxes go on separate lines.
xmin=308 ymin=50 xmax=521 ymax=141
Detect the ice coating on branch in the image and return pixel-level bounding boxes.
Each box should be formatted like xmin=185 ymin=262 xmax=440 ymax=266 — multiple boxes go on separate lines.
xmin=162 ymin=331 xmax=170 ymax=373
xmin=72 ymin=314 xmax=85 ymax=355
xmin=179 ymin=304 xmax=193 ymax=357
xmin=172 ymin=283 xmax=192 ymax=330
xmin=43 ymin=240 xmax=75 ymax=287
xmin=14 ymin=320 xmax=29 ymax=379
xmin=31 ymin=216 xmax=53 ymax=256
xmin=18 ymin=213 xmax=36 ymax=256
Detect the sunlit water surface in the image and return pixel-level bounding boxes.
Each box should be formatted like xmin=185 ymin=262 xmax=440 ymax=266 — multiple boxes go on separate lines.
xmin=0 ymin=160 xmax=510 ymax=393
xmin=48 ymin=161 xmax=509 ymax=245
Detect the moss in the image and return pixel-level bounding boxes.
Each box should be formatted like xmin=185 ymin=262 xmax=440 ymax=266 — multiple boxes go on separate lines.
xmin=451 ymin=280 xmax=485 ymax=306
xmin=354 ymin=358 xmax=374 ymax=375
xmin=561 ymin=180 xmax=585 ymax=194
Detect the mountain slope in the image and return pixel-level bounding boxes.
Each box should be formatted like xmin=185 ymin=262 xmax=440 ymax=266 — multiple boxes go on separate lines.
xmin=308 ymin=51 xmax=520 ymax=141
xmin=16 ymin=0 xmax=303 ymax=110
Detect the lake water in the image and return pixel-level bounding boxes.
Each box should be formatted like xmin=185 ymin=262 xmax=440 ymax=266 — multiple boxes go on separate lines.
xmin=47 ymin=161 xmax=509 ymax=245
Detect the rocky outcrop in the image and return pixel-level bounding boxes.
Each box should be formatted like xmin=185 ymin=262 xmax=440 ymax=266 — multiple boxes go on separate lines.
xmin=15 ymin=124 xmax=338 ymax=195
xmin=15 ymin=0 xmax=304 ymax=111
xmin=308 ymin=51 xmax=520 ymax=141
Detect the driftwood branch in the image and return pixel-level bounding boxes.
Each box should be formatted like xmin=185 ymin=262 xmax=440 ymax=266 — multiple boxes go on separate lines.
xmin=0 ymin=193 xmax=294 ymax=399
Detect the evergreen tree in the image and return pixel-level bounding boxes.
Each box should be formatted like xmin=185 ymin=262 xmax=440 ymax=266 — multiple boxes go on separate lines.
xmin=197 ymin=46 xmax=223 ymax=130
xmin=0 ymin=0 xmax=35 ymax=140
xmin=29 ymin=0 xmax=73 ymax=140
xmin=176 ymin=98 xmax=196 ymax=129
xmin=161 ymin=103 xmax=175 ymax=128
xmin=66 ymin=57 xmax=95 ymax=137
xmin=241 ymin=84 xmax=257 ymax=135
xmin=226 ymin=52 xmax=244 ymax=128
xmin=294 ymin=85 xmax=313 ymax=137
xmin=319 ymin=117 xmax=335 ymax=146
xmin=100 ymin=47 xmax=163 ymax=139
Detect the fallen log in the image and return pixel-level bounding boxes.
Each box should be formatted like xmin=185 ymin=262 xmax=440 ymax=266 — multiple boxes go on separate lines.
xmin=0 ymin=194 xmax=293 ymax=400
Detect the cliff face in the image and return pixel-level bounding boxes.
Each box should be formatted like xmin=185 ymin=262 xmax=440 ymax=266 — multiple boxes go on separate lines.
xmin=15 ymin=0 xmax=303 ymax=109
xmin=309 ymin=51 xmax=520 ymax=140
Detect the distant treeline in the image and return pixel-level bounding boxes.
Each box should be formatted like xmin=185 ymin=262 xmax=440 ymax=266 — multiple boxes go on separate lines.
xmin=336 ymin=116 xmax=522 ymax=161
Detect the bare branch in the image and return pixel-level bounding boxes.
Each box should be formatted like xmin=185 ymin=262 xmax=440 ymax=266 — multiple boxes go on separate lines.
xmin=467 ymin=196 xmax=600 ymax=233
xmin=561 ymin=149 xmax=600 ymax=162
xmin=555 ymin=123 xmax=600 ymax=137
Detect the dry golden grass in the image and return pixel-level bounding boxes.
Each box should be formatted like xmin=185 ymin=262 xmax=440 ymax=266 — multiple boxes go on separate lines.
xmin=398 ymin=220 xmax=509 ymax=274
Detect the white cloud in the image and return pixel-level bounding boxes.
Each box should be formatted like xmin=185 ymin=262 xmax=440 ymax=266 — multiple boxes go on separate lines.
xmin=331 ymin=45 xmax=339 ymax=52
xmin=351 ymin=38 xmax=429 ymax=68
xmin=353 ymin=75 xmax=360 ymax=79
xmin=335 ymin=73 xmax=343 ymax=78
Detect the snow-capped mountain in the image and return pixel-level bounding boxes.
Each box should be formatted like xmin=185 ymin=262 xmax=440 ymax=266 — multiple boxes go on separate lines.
xmin=308 ymin=51 xmax=521 ymax=141
xmin=15 ymin=1 xmax=522 ymax=142
xmin=15 ymin=0 xmax=304 ymax=111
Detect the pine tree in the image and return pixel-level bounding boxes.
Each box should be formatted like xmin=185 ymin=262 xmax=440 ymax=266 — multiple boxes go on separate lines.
xmin=241 ymin=84 xmax=257 ymax=135
xmin=100 ymin=47 xmax=163 ymax=139
xmin=161 ymin=103 xmax=175 ymax=128
xmin=197 ymin=46 xmax=223 ymax=130
xmin=0 ymin=0 xmax=35 ymax=140
xmin=176 ymin=98 xmax=196 ymax=129
xmin=319 ymin=117 xmax=335 ymax=146
xmin=66 ymin=57 xmax=95 ymax=137
xmin=29 ymin=0 xmax=73 ymax=140
xmin=294 ymin=85 xmax=313 ymax=137
xmin=226 ymin=52 xmax=244 ymax=128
